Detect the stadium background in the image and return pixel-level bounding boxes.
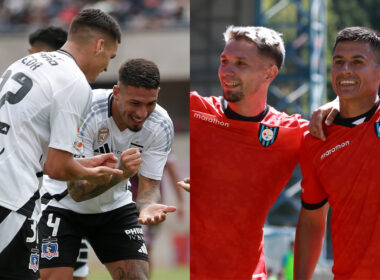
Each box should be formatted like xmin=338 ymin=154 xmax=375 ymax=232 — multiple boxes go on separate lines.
xmin=0 ymin=0 xmax=189 ymax=279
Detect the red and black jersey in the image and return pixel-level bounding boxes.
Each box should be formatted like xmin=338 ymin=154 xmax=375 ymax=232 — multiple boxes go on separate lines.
xmin=301 ymin=103 xmax=380 ymax=280
xmin=190 ymin=92 xmax=308 ymax=280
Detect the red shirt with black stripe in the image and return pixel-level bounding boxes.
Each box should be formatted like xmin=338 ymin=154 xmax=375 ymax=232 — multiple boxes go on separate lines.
xmin=300 ymin=102 xmax=380 ymax=280
xmin=190 ymin=92 xmax=308 ymax=280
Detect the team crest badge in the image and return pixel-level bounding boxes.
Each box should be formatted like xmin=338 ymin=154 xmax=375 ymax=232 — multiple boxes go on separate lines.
xmin=258 ymin=124 xmax=279 ymax=147
xmin=375 ymin=122 xmax=380 ymax=138
xmin=97 ymin=127 xmax=109 ymax=143
xmin=41 ymin=240 xmax=59 ymax=260
xmin=28 ymin=249 xmax=39 ymax=272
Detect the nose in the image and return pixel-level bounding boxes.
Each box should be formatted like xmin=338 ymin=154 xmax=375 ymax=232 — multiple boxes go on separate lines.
xmin=219 ymin=63 xmax=234 ymax=77
xmin=341 ymin=62 xmax=352 ymax=73
xmin=135 ymin=107 xmax=148 ymax=120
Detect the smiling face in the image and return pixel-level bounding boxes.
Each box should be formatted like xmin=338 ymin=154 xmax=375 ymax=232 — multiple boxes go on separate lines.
xmin=332 ymin=41 xmax=380 ymax=102
xmin=112 ymin=83 xmax=159 ymax=132
xmin=218 ymin=39 xmax=276 ymax=104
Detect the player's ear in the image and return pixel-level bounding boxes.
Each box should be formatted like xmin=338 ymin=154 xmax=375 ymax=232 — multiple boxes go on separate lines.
xmin=265 ymin=65 xmax=278 ymax=83
xmin=94 ymin=38 xmax=105 ymax=55
xmin=113 ymin=84 xmax=119 ymax=99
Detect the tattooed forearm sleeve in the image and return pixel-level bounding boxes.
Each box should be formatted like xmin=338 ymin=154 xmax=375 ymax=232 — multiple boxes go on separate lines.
xmin=135 ymin=176 xmax=161 ymax=211
xmin=67 ymin=174 xmax=125 ymax=202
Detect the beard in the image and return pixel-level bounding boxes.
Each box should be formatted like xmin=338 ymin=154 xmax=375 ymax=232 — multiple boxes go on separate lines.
xmin=223 ymin=89 xmax=244 ymax=103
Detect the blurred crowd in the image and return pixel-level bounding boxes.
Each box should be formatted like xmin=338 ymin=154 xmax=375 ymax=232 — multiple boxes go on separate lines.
xmin=0 ymin=0 xmax=189 ymax=32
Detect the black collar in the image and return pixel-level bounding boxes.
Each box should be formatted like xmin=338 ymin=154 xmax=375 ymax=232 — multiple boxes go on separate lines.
xmin=108 ymin=92 xmax=113 ymax=118
xmin=57 ymin=49 xmax=77 ymax=63
xmin=223 ymin=98 xmax=269 ymax=122
xmin=334 ymin=100 xmax=380 ymax=127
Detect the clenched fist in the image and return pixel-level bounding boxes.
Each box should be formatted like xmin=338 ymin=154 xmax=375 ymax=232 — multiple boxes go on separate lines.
xmin=119 ymin=148 xmax=142 ymax=178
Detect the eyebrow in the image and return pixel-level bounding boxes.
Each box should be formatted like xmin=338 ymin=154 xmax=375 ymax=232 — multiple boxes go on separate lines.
xmin=220 ymin=54 xmax=248 ymax=60
xmin=333 ymin=54 xmax=366 ymax=59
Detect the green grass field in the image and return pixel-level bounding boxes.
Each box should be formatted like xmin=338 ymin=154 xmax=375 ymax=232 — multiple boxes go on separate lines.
xmin=88 ymin=266 xmax=189 ymax=280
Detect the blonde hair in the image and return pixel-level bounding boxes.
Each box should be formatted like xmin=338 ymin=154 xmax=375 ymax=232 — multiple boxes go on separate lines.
xmin=223 ymin=25 xmax=285 ymax=69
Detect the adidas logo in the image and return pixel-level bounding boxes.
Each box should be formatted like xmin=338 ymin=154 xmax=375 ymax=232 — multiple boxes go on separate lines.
xmin=94 ymin=143 xmax=110 ymax=153
xmin=138 ymin=244 xmax=148 ymax=255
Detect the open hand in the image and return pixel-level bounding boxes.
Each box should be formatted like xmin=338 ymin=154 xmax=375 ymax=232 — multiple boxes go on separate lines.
xmin=138 ymin=204 xmax=176 ymax=225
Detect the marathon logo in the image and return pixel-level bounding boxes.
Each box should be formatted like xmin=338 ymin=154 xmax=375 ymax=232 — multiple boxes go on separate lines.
xmin=28 ymin=249 xmax=39 ymax=272
xmin=258 ymin=124 xmax=279 ymax=147
xmin=125 ymin=227 xmax=144 ymax=241
xmin=320 ymin=140 xmax=350 ymax=160
xmin=375 ymin=122 xmax=380 ymax=138
xmin=41 ymin=241 xmax=59 ymax=260
xmin=193 ymin=112 xmax=229 ymax=127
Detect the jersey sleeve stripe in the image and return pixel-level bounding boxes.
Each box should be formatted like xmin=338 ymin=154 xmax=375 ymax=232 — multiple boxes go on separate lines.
xmin=148 ymin=113 xmax=174 ymax=152
xmin=301 ymin=198 xmax=328 ymax=210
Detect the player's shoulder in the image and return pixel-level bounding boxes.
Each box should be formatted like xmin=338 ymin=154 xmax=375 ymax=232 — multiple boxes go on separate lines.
xmin=190 ymin=91 xmax=223 ymax=115
xmin=265 ymin=106 xmax=309 ymax=128
xmin=145 ymin=104 xmax=173 ymax=131
xmin=91 ymin=88 xmax=112 ymax=104
xmin=82 ymin=89 xmax=112 ymax=125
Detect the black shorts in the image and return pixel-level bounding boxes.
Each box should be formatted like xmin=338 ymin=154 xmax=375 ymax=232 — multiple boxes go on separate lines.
xmin=0 ymin=206 xmax=39 ymax=280
xmin=38 ymin=203 xmax=148 ymax=269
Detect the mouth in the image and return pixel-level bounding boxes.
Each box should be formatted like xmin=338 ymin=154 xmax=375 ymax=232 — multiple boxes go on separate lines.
xmin=131 ymin=116 xmax=144 ymax=123
xmin=338 ymin=80 xmax=358 ymax=87
xmin=222 ymin=80 xmax=240 ymax=89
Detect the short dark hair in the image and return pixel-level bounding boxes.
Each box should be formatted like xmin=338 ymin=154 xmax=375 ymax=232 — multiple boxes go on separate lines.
xmin=69 ymin=9 xmax=121 ymax=43
xmin=119 ymin=59 xmax=160 ymax=89
xmin=333 ymin=26 xmax=380 ymax=60
xmin=29 ymin=27 xmax=67 ymax=49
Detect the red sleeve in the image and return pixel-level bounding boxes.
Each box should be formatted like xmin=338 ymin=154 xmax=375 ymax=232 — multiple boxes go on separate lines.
xmin=300 ymin=133 xmax=328 ymax=210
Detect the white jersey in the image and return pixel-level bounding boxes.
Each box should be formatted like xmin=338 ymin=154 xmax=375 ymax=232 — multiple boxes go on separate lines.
xmin=0 ymin=50 xmax=92 ymax=219
xmin=41 ymin=89 xmax=174 ymax=214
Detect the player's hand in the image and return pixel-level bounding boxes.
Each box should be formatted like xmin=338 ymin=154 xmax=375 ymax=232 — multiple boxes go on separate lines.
xmin=78 ymin=153 xmax=118 ymax=168
xmin=86 ymin=165 xmax=123 ymax=185
xmin=119 ymin=148 xmax=142 ymax=178
xmin=138 ymin=204 xmax=176 ymax=225
xmin=177 ymin=177 xmax=190 ymax=192
xmin=309 ymin=98 xmax=339 ymax=141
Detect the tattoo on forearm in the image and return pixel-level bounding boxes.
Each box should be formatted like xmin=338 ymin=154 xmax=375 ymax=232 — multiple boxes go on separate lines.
xmin=136 ymin=178 xmax=161 ymax=211
xmin=68 ymin=174 xmax=124 ymax=202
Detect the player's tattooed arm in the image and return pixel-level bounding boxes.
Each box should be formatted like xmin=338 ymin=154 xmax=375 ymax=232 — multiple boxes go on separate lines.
xmin=68 ymin=148 xmax=142 ymax=202
xmin=67 ymin=173 xmax=126 ymax=202
xmin=135 ymin=175 xmax=161 ymax=211
xmin=136 ymin=175 xmax=176 ymax=225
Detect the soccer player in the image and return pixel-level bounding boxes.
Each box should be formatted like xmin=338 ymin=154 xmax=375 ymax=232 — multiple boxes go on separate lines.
xmin=38 ymin=58 xmax=176 ymax=280
xmin=0 ymin=9 xmax=122 ymax=279
xmin=27 ymin=26 xmax=90 ymax=280
xmin=190 ymin=25 xmax=335 ymax=280
xmin=28 ymin=26 xmax=68 ymax=54
xmin=294 ymin=26 xmax=380 ymax=280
